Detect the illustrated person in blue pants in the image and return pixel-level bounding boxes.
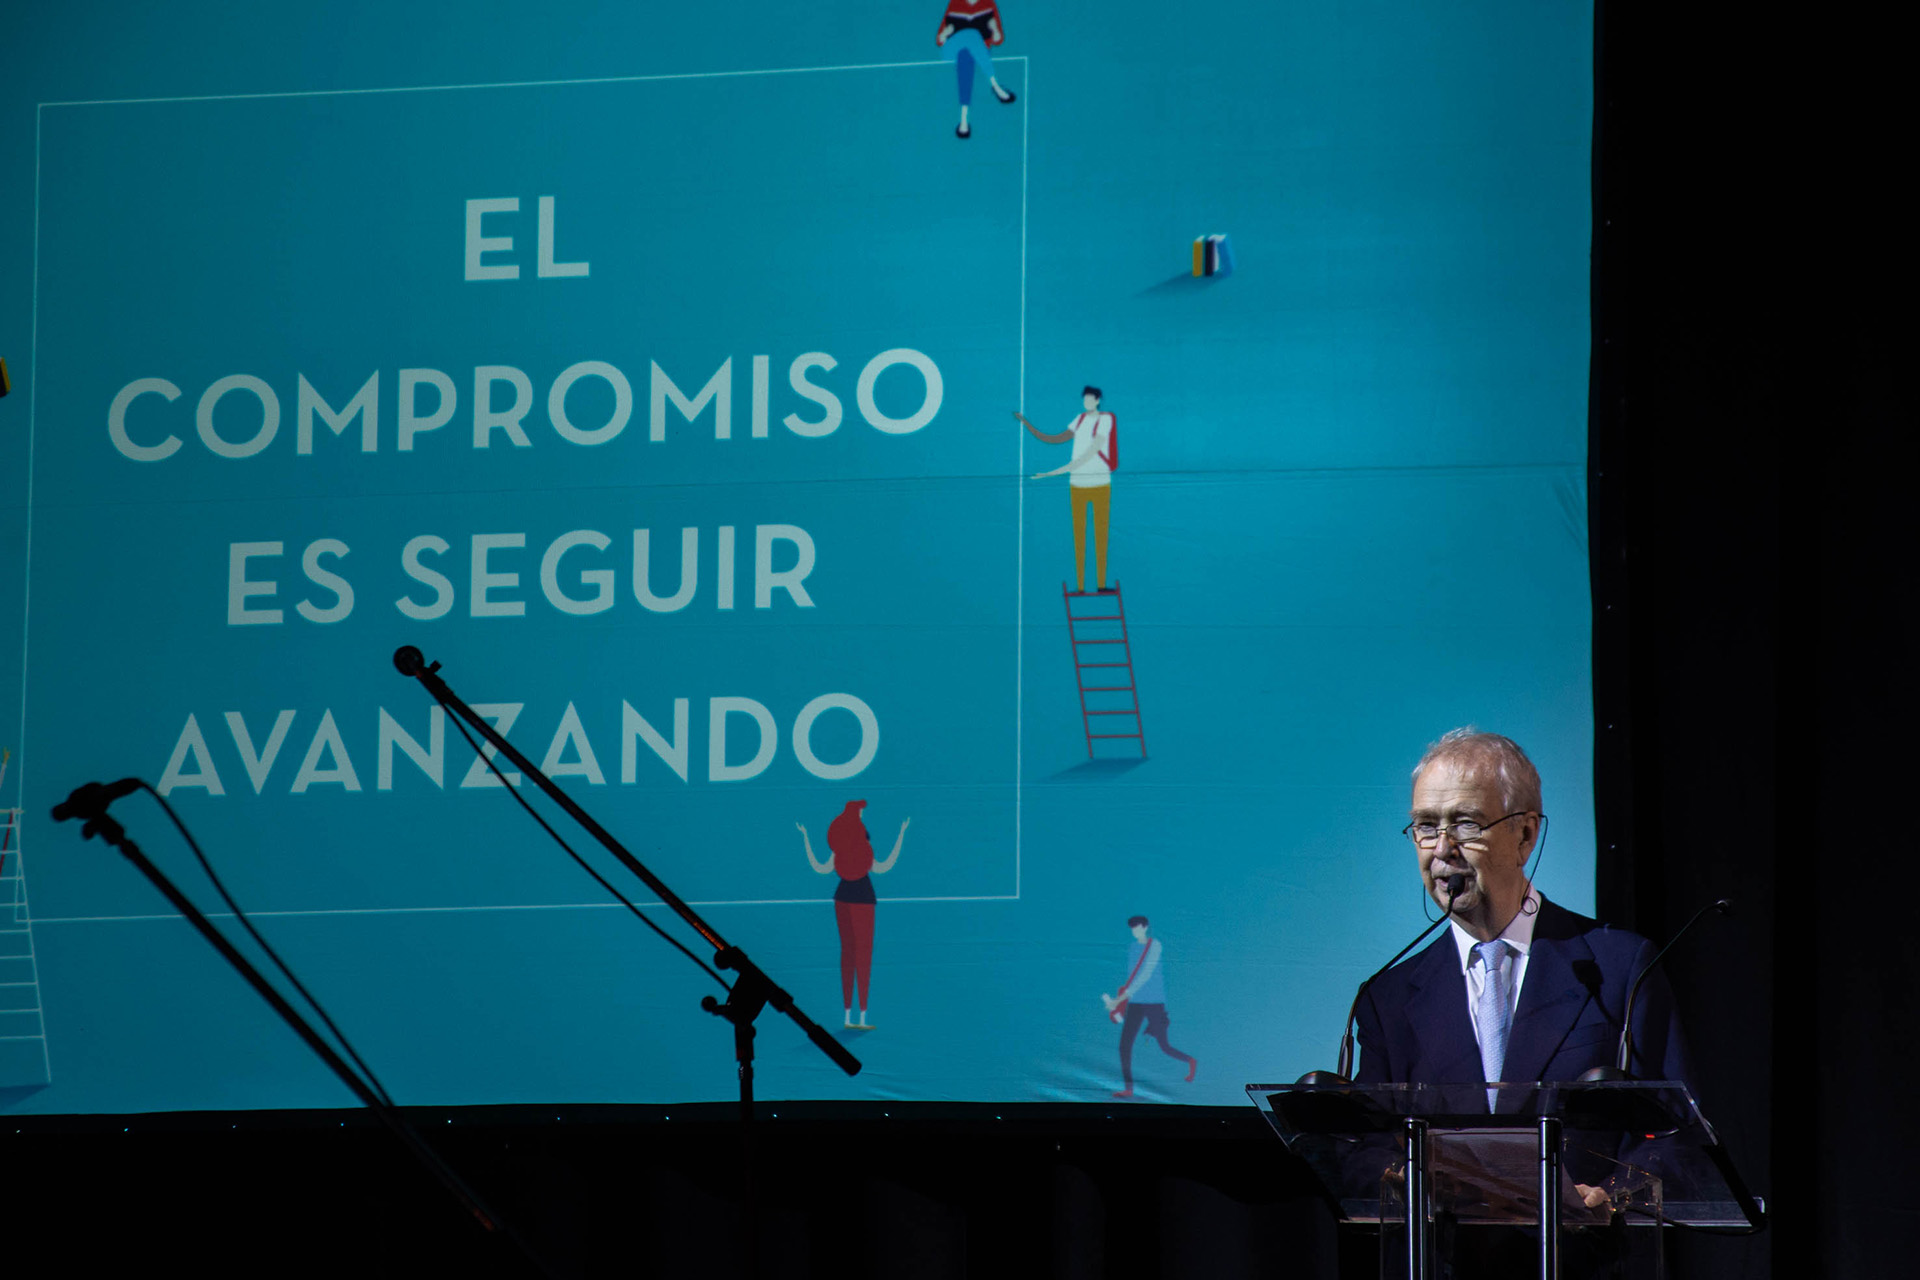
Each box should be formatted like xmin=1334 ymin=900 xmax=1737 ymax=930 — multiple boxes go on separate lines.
xmin=936 ymin=1 xmax=1017 ymax=139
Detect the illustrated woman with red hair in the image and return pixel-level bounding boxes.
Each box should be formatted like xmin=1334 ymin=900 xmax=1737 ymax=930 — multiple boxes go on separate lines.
xmin=797 ymin=801 xmax=909 ymax=1029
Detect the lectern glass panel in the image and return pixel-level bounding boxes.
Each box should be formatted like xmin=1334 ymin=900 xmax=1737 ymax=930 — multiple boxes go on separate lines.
xmin=1246 ymin=1080 xmax=1762 ymax=1279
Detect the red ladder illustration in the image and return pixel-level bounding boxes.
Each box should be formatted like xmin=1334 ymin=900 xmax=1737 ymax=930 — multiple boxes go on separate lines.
xmin=1063 ymin=584 xmax=1147 ymax=759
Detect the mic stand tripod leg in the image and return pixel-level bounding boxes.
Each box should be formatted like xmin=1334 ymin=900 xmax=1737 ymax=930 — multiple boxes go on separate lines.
xmin=705 ymin=951 xmax=771 ymax=1278
xmin=739 ymin=1019 xmax=759 ymax=1280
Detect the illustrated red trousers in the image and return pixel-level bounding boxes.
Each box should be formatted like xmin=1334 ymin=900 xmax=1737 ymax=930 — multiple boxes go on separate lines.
xmin=1119 ymin=1002 xmax=1191 ymax=1087
xmin=834 ymin=900 xmax=876 ymax=1009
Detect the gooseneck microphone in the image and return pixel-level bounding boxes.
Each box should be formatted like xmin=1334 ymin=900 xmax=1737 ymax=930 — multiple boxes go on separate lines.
xmin=1582 ymin=898 xmax=1732 ymax=1081
xmin=1299 ymin=876 xmax=1468 ymax=1085
xmin=50 ymin=778 xmax=143 ymax=824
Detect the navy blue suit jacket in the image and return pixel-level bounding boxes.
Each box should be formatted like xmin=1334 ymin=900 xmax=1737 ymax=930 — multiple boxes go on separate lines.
xmin=1354 ymin=898 xmax=1691 ymax=1106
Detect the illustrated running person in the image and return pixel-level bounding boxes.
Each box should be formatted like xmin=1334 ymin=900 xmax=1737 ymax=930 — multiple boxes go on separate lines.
xmin=798 ymin=801 xmax=910 ymax=1029
xmin=1100 ymin=915 xmax=1198 ymax=1098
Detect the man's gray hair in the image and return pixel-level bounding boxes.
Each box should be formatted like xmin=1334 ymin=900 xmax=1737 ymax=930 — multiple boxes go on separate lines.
xmin=1412 ymin=728 xmax=1544 ymax=814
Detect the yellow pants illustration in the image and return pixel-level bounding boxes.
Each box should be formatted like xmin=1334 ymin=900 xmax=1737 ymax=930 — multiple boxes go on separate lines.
xmin=1070 ymin=484 xmax=1111 ymax=591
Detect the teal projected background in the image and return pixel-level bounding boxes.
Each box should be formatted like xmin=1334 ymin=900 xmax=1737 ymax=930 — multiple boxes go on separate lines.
xmin=0 ymin=1 xmax=1595 ymax=1114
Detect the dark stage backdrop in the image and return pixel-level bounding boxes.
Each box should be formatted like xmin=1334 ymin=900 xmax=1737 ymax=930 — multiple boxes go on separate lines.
xmin=1588 ymin=0 xmax=1909 ymax=1276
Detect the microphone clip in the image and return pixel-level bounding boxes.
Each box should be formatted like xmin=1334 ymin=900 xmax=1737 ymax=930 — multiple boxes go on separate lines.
xmin=78 ymin=812 xmax=130 ymax=847
xmin=392 ymin=646 xmax=440 ymax=678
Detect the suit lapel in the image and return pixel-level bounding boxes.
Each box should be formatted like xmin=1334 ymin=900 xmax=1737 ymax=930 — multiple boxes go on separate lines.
xmin=1501 ymin=910 xmax=1597 ymax=1097
xmin=1406 ymin=935 xmax=1482 ymax=1083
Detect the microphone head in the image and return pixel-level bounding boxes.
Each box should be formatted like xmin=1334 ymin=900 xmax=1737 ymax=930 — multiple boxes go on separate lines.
xmin=393 ymin=646 xmax=425 ymax=676
xmin=51 ymin=782 xmax=104 ymax=823
xmin=1296 ymin=1069 xmax=1351 ymax=1086
xmin=1444 ymin=873 xmax=1467 ymax=902
xmin=50 ymin=778 xmax=140 ymax=823
xmin=1714 ymin=899 xmax=1733 ymax=915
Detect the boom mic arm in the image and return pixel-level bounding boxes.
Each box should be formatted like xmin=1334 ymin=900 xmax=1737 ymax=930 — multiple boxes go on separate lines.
xmin=1616 ymin=898 xmax=1731 ymax=1076
xmin=1581 ymin=897 xmax=1731 ymax=1082
xmin=1302 ymin=876 xmax=1467 ymax=1085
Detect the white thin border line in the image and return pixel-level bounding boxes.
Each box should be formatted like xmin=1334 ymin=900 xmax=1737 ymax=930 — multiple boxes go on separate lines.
xmin=25 ymin=58 xmax=1028 ymax=911
xmin=1014 ymin=57 xmax=1028 ymax=901
xmin=37 ymin=56 xmax=1031 ymax=110
xmin=31 ymin=895 xmax=1022 ymax=926
xmin=22 ymin=104 xmax=50 ymax=1085
xmin=17 ymin=107 xmax=39 ymax=823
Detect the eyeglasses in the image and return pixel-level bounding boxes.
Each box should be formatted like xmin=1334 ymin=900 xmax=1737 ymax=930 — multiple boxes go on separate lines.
xmin=1403 ymin=812 xmax=1529 ymax=847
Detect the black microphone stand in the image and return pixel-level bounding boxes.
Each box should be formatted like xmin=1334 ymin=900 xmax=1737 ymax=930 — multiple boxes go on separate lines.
xmin=393 ymin=646 xmax=861 ymax=1274
xmin=1580 ymin=898 xmax=1732 ymax=1082
xmin=60 ymin=797 xmax=554 ymax=1276
xmin=1299 ymin=876 xmax=1467 ymax=1085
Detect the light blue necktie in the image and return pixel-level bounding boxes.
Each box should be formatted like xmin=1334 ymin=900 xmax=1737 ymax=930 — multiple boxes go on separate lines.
xmin=1474 ymin=940 xmax=1513 ymax=1112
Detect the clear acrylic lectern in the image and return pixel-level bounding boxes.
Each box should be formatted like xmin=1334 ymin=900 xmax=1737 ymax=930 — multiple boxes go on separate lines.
xmin=1246 ymin=1081 xmax=1764 ymax=1280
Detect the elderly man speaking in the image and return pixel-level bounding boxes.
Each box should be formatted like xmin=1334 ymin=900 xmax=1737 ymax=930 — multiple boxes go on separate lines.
xmin=1353 ymin=729 xmax=1690 ymax=1104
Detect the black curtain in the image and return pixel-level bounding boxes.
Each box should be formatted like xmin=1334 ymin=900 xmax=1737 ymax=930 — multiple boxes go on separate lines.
xmin=1592 ymin=1 xmax=1909 ymax=1277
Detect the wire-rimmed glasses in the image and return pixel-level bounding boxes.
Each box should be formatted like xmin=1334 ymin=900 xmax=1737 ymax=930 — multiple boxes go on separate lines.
xmin=1402 ymin=811 xmax=1529 ymax=846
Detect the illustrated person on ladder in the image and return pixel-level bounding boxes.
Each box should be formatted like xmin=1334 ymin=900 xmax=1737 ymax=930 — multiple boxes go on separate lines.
xmin=798 ymin=801 xmax=909 ymax=1030
xmin=1016 ymin=386 xmax=1117 ymax=593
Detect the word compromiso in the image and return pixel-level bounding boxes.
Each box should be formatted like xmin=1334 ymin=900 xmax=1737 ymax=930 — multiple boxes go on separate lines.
xmin=105 ymin=349 xmax=943 ymax=461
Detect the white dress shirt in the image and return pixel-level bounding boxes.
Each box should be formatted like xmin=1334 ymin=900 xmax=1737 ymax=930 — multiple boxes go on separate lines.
xmin=1066 ymin=412 xmax=1113 ymax=487
xmin=1449 ymin=885 xmax=1542 ymax=1087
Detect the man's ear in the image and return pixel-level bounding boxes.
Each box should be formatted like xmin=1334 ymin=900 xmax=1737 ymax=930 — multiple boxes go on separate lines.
xmin=1515 ymin=815 xmax=1540 ymax=862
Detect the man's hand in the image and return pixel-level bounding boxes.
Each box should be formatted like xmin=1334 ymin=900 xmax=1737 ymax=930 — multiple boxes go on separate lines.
xmin=1100 ymin=993 xmax=1117 ymax=1012
xmin=1574 ymin=1183 xmax=1612 ymax=1210
xmin=937 ymin=22 xmax=953 ymax=44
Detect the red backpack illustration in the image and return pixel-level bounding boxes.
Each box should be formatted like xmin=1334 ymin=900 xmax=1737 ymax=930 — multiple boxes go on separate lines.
xmin=1085 ymin=411 xmax=1118 ymax=471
